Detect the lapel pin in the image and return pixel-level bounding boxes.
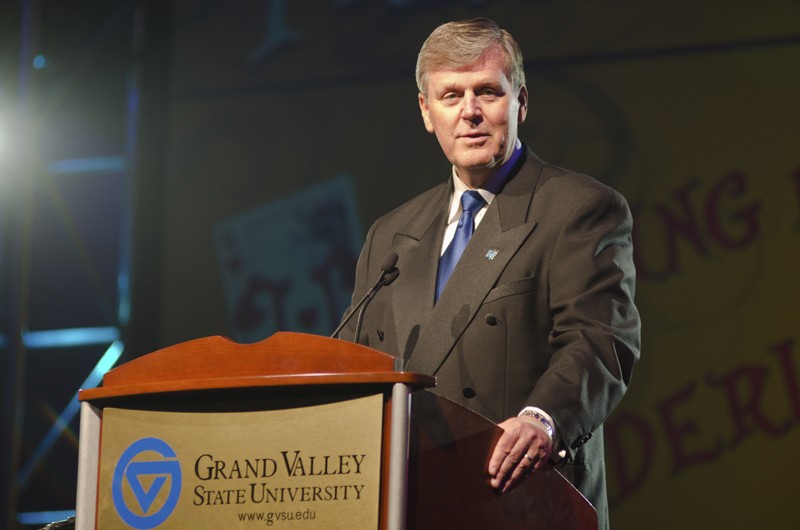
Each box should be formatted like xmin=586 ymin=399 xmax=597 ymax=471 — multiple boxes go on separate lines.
xmin=485 ymin=249 xmax=499 ymax=261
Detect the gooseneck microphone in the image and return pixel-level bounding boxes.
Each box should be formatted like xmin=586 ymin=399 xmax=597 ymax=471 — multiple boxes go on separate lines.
xmin=331 ymin=252 xmax=399 ymax=340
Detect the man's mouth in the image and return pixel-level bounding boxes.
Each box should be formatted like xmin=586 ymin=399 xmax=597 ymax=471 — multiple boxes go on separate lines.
xmin=459 ymin=132 xmax=490 ymax=140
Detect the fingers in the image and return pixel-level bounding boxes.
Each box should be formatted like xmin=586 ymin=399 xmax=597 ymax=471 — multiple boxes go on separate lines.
xmin=490 ymin=438 xmax=541 ymax=492
xmin=488 ymin=417 xmax=553 ymax=493
xmin=506 ymin=452 xmax=541 ymax=490
xmin=487 ymin=431 xmax=514 ymax=479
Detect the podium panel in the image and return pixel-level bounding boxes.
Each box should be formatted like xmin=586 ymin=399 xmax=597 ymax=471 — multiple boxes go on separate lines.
xmin=409 ymin=391 xmax=598 ymax=530
xmin=96 ymin=395 xmax=383 ymax=529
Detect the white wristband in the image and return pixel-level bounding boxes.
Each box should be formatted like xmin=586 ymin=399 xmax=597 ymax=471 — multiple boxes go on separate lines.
xmin=518 ymin=407 xmax=555 ymax=441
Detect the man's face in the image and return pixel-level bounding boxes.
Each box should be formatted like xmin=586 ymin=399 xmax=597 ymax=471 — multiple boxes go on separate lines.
xmin=419 ymin=47 xmax=528 ymax=187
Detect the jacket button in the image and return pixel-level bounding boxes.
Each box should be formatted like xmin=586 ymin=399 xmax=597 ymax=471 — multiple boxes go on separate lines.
xmin=485 ymin=314 xmax=497 ymax=326
xmin=462 ymin=387 xmax=476 ymax=399
xmin=570 ymin=433 xmax=593 ymax=449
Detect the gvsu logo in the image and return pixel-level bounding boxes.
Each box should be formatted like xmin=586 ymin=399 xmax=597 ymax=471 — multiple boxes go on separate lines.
xmin=112 ymin=438 xmax=182 ymax=529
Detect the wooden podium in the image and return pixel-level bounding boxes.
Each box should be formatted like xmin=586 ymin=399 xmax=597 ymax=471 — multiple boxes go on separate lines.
xmin=76 ymin=332 xmax=596 ymax=529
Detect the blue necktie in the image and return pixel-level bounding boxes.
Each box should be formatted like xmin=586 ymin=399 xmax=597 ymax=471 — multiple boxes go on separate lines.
xmin=436 ymin=190 xmax=486 ymax=302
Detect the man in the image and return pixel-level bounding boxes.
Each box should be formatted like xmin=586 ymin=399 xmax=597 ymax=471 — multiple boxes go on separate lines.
xmin=341 ymin=18 xmax=640 ymax=529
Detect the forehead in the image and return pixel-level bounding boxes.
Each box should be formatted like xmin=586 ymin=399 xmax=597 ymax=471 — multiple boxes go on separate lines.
xmin=426 ymin=49 xmax=512 ymax=91
xmin=428 ymin=50 xmax=511 ymax=88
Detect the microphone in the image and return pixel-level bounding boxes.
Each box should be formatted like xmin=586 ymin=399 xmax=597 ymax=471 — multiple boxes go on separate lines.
xmin=331 ymin=252 xmax=399 ymax=340
xmin=354 ymin=263 xmax=399 ymax=341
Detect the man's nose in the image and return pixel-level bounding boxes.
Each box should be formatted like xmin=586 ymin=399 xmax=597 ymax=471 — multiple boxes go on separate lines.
xmin=461 ymin=93 xmax=481 ymax=120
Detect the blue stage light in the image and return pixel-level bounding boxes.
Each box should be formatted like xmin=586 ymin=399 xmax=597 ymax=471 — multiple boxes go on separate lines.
xmin=47 ymin=156 xmax=126 ymax=175
xmin=22 ymin=326 xmax=121 ymax=349
xmin=32 ymin=54 xmax=47 ymax=69
xmin=17 ymin=510 xmax=75 ymax=526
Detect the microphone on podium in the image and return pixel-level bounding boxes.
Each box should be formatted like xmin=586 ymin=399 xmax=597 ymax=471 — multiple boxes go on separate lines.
xmin=331 ymin=252 xmax=399 ymax=341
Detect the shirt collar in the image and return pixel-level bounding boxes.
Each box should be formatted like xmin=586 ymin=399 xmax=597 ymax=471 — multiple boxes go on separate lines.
xmin=447 ymin=139 xmax=523 ymax=223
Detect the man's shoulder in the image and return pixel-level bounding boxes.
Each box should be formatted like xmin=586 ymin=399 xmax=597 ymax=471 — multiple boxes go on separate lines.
xmin=389 ymin=181 xmax=448 ymax=212
xmin=371 ymin=181 xmax=448 ymax=230
xmin=531 ymin=154 xmax=627 ymax=208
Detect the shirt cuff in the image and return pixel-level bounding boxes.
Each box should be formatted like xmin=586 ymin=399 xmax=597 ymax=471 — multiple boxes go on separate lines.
xmin=518 ymin=406 xmax=567 ymax=463
xmin=518 ymin=406 xmax=556 ymax=441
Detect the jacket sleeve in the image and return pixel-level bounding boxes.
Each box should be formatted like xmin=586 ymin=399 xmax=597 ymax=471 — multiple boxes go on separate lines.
xmin=527 ymin=184 xmax=641 ymax=458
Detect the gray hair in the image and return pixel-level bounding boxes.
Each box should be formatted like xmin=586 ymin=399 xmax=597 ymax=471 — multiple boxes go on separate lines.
xmin=416 ymin=18 xmax=526 ymax=95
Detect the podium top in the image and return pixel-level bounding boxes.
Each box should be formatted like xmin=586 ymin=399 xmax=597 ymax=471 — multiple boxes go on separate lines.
xmin=79 ymin=332 xmax=434 ymax=403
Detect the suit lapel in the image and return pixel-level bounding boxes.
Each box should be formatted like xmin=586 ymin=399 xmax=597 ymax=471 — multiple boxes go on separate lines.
xmin=405 ymin=149 xmax=544 ymax=375
xmin=389 ymin=184 xmax=449 ymax=360
xmin=405 ymin=206 xmax=537 ymax=374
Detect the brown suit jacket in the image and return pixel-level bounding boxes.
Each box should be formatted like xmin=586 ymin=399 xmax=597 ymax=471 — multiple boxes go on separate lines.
xmin=342 ymin=147 xmax=641 ymax=529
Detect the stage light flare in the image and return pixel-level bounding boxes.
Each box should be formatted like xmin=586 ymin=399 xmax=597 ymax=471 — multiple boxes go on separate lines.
xmin=0 ymin=106 xmax=22 ymax=178
xmin=0 ymin=112 xmax=5 ymax=160
xmin=0 ymin=107 xmax=14 ymax=169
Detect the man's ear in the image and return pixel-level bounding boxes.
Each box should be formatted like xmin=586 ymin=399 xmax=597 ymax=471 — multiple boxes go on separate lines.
xmin=419 ymin=92 xmax=435 ymax=133
xmin=517 ymin=85 xmax=528 ymax=124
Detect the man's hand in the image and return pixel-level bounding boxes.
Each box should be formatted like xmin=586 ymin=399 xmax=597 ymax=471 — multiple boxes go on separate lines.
xmin=488 ymin=416 xmax=553 ymax=493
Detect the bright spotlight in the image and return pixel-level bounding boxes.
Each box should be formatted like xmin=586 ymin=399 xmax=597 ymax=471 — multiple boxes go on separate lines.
xmin=0 ymin=115 xmax=5 ymax=160
xmin=0 ymin=110 xmax=17 ymax=164
xmin=0 ymin=111 xmax=14 ymax=173
xmin=0 ymin=107 xmax=24 ymax=178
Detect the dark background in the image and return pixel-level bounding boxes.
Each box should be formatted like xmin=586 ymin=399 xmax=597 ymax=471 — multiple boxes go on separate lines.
xmin=2 ymin=0 xmax=799 ymax=528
